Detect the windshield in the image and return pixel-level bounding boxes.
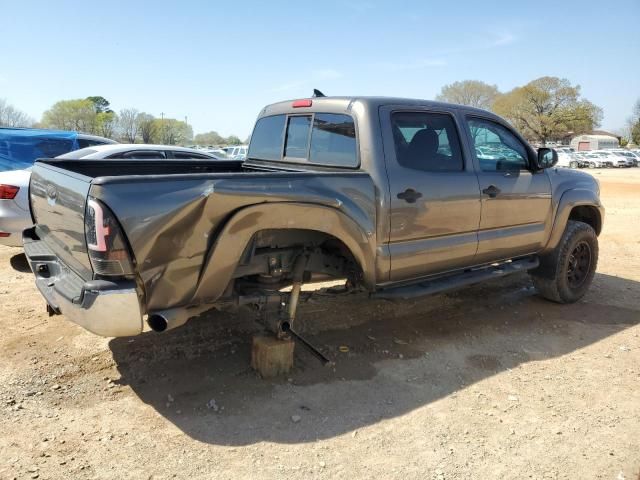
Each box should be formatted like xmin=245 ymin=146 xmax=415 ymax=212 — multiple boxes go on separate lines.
xmin=0 ymin=128 xmax=79 ymax=172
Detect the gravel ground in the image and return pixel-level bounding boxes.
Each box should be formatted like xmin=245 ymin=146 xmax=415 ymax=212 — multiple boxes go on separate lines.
xmin=0 ymin=168 xmax=639 ymax=480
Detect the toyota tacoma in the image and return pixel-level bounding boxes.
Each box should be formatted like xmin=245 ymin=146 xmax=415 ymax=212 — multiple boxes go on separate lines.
xmin=23 ymin=96 xmax=604 ymax=345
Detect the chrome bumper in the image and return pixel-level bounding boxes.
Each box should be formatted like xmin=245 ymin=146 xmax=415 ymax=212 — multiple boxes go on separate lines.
xmin=23 ymin=227 xmax=143 ymax=337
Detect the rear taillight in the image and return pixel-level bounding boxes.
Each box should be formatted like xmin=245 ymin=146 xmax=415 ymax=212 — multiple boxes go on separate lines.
xmin=0 ymin=185 xmax=19 ymax=200
xmin=85 ymin=198 xmax=135 ymax=276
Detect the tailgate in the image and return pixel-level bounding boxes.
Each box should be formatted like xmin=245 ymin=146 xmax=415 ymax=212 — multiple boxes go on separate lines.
xmin=29 ymin=162 xmax=93 ymax=280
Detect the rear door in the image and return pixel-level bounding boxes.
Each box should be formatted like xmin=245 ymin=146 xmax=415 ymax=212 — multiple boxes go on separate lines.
xmin=464 ymin=116 xmax=552 ymax=263
xmin=381 ymin=106 xmax=481 ymax=281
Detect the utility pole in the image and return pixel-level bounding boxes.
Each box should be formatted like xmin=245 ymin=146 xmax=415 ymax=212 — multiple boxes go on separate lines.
xmin=160 ymin=112 xmax=165 ymax=143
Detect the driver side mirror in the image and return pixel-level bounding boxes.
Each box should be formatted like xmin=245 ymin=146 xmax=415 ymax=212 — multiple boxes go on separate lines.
xmin=536 ymin=148 xmax=558 ymax=170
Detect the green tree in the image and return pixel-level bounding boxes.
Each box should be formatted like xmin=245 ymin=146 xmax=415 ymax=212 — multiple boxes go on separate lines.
xmin=152 ymin=118 xmax=193 ymax=145
xmin=625 ymin=98 xmax=640 ymax=146
xmin=86 ymin=96 xmax=113 ymax=114
xmin=137 ymin=113 xmax=157 ymax=144
xmin=225 ymin=135 xmax=242 ymax=145
xmin=632 ymin=120 xmax=640 ymax=145
xmin=96 ymin=111 xmax=117 ymax=138
xmin=194 ymin=130 xmax=225 ymax=146
xmin=435 ymin=80 xmax=500 ymax=110
xmin=493 ymin=77 xmax=602 ymax=145
xmin=41 ymin=98 xmax=98 ymax=133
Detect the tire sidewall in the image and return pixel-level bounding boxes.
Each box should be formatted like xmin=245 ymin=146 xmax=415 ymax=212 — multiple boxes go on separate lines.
xmin=555 ymin=223 xmax=598 ymax=302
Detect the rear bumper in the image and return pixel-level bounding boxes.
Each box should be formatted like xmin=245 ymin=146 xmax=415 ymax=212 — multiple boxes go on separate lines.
xmin=23 ymin=227 xmax=143 ymax=337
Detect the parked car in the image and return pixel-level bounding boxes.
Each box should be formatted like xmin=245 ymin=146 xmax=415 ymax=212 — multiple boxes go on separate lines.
xmin=204 ymin=148 xmax=230 ymax=159
xmin=594 ymin=150 xmax=632 ymax=168
xmin=579 ymin=153 xmax=609 ymax=168
xmin=23 ymin=96 xmax=603 ymax=345
xmin=555 ymin=147 xmax=575 ymax=154
xmin=556 ymin=151 xmax=580 ymax=169
xmin=223 ymin=145 xmax=248 ymax=160
xmin=611 ymin=150 xmax=639 ymax=167
xmin=0 ymin=128 xmax=115 ymax=246
xmin=56 ymin=144 xmax=244 ymax=162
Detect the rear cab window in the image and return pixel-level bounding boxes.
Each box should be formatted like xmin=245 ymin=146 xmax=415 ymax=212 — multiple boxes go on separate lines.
xmin=248 ymin=112 xmax=358 ymax=167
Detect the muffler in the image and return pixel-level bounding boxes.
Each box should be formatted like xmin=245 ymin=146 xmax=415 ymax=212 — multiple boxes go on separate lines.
xmin=147 ymin=304 xmax=214 ymax=333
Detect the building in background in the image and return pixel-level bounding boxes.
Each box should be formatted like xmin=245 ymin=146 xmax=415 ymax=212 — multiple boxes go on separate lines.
xmin=570 ymin=131 xmax=620 ymax=151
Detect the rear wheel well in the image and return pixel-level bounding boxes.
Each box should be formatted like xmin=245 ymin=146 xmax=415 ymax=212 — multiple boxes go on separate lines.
xmin=568 ymin=206 xmax=601 ymax=235
xmin=232 ymin=229 xmax=363 ymax=291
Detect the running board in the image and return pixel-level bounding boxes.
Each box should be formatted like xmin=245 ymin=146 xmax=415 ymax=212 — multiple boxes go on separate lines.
xmin=372 ymin=257 xmax=539 ymax=300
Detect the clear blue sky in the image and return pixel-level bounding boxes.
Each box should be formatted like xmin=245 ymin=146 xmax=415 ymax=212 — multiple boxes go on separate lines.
xmin=2 ymin=0 xmax=639 ymax=138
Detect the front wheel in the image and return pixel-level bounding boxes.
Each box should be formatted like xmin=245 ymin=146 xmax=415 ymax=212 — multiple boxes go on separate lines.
xmin=530 ymin=220 xmax=598 ymax=303
xmin=569 ymin=161 xmax=578 ymax=169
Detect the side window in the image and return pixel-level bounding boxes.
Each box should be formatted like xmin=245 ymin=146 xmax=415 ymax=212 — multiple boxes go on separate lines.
xmin=391 ymin=112 xmax=464 ymax=172
xmin=467 ymin=118 xmax=528 ymax=171
xmin=309 ymin=114 xmax=357 ymax=167
xmin=248 ymin=115 xmax=286 ymax=161
xmin=284 ymin=116 xmax=311 ymax=158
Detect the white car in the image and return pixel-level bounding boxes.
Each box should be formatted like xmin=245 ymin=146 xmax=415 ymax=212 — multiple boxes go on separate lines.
xmin=579 ymin=153 xmax=608 ymax=169
xmin=594 ymin=150 xmax=632 ymax=168
xmin=556 ymin=151 xmax=580 ymax=169
xmin=611 ymin=150 xmax=639 ymax=167
xmin=222 ymin=145 xmax=248 ymax=160
xmin=57 ymin=144 xmax=231 ymax=161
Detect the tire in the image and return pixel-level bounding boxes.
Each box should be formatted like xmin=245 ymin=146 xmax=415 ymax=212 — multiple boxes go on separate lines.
xmin=588 ymin=162 xmax=596 ymax=169
xmin=530 ymin=220 xmax=598 ymax=304
xmin=569 ymin=161 xmax=578 ymax=169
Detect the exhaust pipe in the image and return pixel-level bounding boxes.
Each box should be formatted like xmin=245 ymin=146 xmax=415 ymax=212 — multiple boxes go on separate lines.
xmin=147 ymin=305 xmax=214 ymax=333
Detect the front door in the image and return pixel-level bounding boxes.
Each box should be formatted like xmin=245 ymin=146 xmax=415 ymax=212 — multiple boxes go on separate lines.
xmin=381 ymin=108 xmax=482 ymax=282
xmin=464 ymin=116 xmax=552 ymax=264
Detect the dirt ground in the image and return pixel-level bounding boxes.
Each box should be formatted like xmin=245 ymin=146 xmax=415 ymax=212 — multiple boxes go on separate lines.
xmin=1 ymin=169 xmax=639 ymax=480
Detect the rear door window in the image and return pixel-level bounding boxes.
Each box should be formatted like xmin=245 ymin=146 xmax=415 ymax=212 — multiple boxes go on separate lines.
xmin=391 ymin=112 xmax=464 ymax=171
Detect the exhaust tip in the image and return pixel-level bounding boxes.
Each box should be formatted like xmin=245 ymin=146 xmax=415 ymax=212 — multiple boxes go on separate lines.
xmin=147 ymin=314 xmax=168 ymax=332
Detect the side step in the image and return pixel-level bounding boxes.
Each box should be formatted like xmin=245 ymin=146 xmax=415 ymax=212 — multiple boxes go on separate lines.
xmin=372 ymin=256 xmax=539 ymax=300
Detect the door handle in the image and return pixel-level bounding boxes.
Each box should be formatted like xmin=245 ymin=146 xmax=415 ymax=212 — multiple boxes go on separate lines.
xmin=397 ymin=188 xmax=423 ymax=203
xmin=482 ymin=185 xmax=501 ymax=198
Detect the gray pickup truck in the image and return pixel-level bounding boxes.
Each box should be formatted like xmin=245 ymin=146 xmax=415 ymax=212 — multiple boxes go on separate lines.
xmin=23 ymin=96 xmax=604 ymax=343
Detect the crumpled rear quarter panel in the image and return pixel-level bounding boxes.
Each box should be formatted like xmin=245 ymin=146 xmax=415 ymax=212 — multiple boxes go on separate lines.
xmin=89 ymin=172 xmax=376 ymax=311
